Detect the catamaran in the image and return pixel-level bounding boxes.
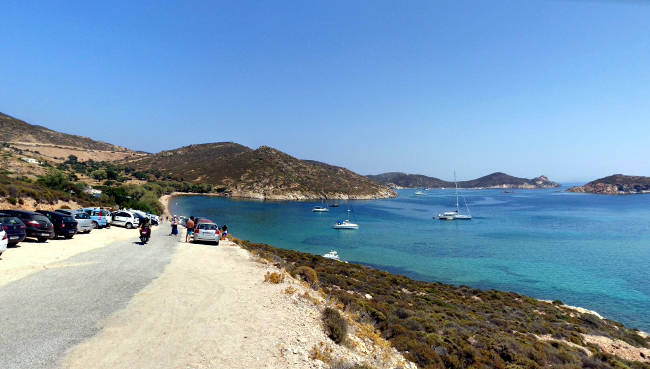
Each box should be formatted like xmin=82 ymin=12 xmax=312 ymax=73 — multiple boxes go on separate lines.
xmin=333 ymin=209 xmax=359 ymax=229
xmin=437 ymin=171 xmax=472 ymax=220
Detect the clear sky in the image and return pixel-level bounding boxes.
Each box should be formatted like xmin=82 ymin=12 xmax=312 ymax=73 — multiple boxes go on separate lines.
xmin=1 ymin=0 xmax=649 ymax=182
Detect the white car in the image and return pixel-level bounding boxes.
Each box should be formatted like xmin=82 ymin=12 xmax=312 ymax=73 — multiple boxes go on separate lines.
xmin=0 ymin=230 xmax=7 ymax=257
xmin=192 ymin=222 xmax=220 ymax=245
xmin=57 ymin=210 xmax=93 ymax=233
xmin=111 ymin=211 xmax=140 ymax=229
xmin=73 ymin=212 xmax=94 ymax=233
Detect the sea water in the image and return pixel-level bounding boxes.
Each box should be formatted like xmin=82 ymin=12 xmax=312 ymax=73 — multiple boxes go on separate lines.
xmin=169 ymin=187 xmax=650 ymax=331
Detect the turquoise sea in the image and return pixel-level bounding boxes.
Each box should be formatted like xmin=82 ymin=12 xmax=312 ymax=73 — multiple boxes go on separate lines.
xmin=169 ymin=187 xmax=650 ymax=331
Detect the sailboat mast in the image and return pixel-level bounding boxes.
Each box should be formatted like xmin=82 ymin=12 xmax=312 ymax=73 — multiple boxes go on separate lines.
xmin=454 ymin=170 xmax=459 ymax=212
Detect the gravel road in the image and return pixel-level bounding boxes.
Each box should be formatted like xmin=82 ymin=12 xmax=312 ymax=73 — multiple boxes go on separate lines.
xmin=0 ymin=226 xmax=178 ymax=369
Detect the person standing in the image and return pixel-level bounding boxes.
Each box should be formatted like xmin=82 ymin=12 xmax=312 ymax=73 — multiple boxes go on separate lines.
xmin=185 ymin=216 xmax=195 ymax=243
xmin=170 ymin=216 xmax=178 ymax=236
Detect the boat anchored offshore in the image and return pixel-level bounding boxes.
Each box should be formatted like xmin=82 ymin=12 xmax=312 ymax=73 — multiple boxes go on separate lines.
xmin=312 ymin=206 xmax=329 ymax=212
xmin=323 ymin=250 xmax=340 ymax=260
xmin=333 ymin=210 xmax=359 ymax=229
xmin=415 ymin=190 xmax=425 ymax=196
xmin=437 ymin=171 xmax=472 ymax=221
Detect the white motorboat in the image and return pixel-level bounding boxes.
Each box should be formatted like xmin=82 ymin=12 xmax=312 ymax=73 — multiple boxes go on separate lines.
xmin=333 ymin=210 xmax=359 ymax=229
xmin=436 ymin=171 xmax=472 ymax=220
xmin=312 ymin=206 xmax=329 ymax=212
xmin=415 ymin=191 xmax=425 ymax=196
xmin=323 ymin=250 xmax=340 ymax=260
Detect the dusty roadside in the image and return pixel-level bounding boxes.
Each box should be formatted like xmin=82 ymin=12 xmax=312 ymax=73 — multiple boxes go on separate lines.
xmin=61 ymin=239 xmax=414 ymax=369
xmin=0 ymin=226 xmax=137 ymax=287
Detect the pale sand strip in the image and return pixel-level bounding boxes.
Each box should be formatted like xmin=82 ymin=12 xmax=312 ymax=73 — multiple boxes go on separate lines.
xmin=61 ymin=240 xmax=414 ymax=369
xmin=0 ymin=227 xmax=136 ymax=287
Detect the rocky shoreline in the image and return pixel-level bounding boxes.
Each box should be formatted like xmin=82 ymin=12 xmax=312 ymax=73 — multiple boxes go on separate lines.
xmin=568 ymin=174 xmax=650 ymax=195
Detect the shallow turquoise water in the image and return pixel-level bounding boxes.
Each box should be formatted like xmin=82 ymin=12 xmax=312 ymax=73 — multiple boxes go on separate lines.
xmin=170 ymin=188 xmax=650 ymax=331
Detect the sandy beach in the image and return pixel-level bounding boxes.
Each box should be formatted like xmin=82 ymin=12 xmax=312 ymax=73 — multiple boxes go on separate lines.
xmin=0 ymin=226 xmax=137 ymax=288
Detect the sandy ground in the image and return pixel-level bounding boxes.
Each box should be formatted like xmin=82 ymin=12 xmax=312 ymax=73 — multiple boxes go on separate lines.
xmin=0 ymin=226 xmax=136 ymax=287
xmin=61 ymin=239 xmax=413 ymax=369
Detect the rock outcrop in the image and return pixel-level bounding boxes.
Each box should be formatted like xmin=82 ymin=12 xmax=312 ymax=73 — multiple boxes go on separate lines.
xmin=568 ymin=174 xmax=650 ymax=195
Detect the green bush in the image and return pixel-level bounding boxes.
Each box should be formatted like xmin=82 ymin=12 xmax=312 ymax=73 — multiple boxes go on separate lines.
xmin=322 ymin=307 xmax=347 ymax=344
xmin=7 ymin=197 xmax=17 ymax=205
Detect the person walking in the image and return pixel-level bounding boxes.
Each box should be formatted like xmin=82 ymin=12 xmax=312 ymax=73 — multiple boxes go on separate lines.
xmin=185 ymin=216 xmax=195 ymax=243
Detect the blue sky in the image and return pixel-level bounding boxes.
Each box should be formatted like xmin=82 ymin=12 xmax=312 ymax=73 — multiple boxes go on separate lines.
xmin=1 ymin=0 xmax=649 ymax=182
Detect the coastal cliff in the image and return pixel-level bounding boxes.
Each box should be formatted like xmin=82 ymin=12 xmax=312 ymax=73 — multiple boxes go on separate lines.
xmin=368 ymin=171 xmax=560 ymax=189
xmin=568 ymin=174 xmax=650 ymax=195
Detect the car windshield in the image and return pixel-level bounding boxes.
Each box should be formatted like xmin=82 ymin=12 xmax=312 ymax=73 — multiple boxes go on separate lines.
xmin=75 ymin=213 xmax=89 ymax=219
xmin=0 ymin=216 xmax=21 ymax=225
xmin=199 ymin=223 xmax=217 ymax=230
xmin=63 ymin=216 xmax=75 ymax=222
xmin=33 ymin=215 xmax=50 ymax=223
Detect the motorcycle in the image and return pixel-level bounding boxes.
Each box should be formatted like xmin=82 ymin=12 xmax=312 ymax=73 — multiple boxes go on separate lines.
xmin=139 ymin=226 xmax=151 ymax=245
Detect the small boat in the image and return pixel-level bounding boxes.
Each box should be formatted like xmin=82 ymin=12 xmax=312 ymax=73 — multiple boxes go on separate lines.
xmin=333 ymin=210 xmax=359 ymax=229
xmin=323 ymin=250 xmax=340 ymax=260
xmin=415 ymin=191 xmax=425 ymax=196
xmin=312 ymin=206 xmax=329 ymax=212
xmin=436 ymin=171 xmax=472 ymax=221
xmin=328 ymin=203 xmax=339 ymax=207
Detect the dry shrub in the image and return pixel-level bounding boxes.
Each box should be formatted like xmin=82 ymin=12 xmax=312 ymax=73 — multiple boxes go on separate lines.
xmin=323 ymin=307 xmax=348 ymax=344
xmin=264 ymin=271 xmax=285 ymax=284
xmin=284 ymin=286 xmax=297 ymax=295
xmin=309 ymin=342 xmax=333 ymax=363
xmin=295 ymin=266 xmax=318 ymax=288
xmin=302 ymin=290 xmax=321 ymax=305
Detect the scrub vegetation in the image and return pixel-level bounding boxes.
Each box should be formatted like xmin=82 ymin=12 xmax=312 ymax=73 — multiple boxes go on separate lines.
xmin=233 ymin=238 xmax=650 ymax=369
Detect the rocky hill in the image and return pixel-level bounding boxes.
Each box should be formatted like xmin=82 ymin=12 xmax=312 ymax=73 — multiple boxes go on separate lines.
xmin=0 ymin=112 xmax=142 ymax=163
xmin=130 ymin=143 xmax=396 ymax=200
xmin=460 ymin=172 xmax=559 ymax=189
xmin=568 ymin=174 xmax=650 ymax=194
xmin=0 ymin=112 xmax=130 ymax=152
xmin=368 ymin=171 xmax=559 ymax=189
xmin=366 ymin=172 xmax=450 ymax=189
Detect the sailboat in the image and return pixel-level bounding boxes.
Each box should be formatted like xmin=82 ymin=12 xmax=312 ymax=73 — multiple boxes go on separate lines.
xmin=333 ymin=209 xmax=359 ymax=229
xmin=437 ymin=171 xmax=472 ymax=220
xmin=312 ymin=191 xmax=329 ymax=212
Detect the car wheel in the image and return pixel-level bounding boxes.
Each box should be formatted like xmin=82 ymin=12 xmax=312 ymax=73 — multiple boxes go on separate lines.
xmin=91 ymin=221 xmax=98 ymax=229
xmin=64 ymin=234 xmax=74 ymax=239
xmin=37 ymin=237 xmax=48 ymax=243
xmin=125 ymin=223 xmax=133 ymax=229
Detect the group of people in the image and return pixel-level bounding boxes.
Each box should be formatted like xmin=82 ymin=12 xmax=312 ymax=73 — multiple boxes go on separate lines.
xmin=167 ymin=215 xmax=228 ymax=243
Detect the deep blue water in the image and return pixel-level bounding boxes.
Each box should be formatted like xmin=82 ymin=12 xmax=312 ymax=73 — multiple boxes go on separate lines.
xmin=169 ymin=187 xmax=650 ymax=331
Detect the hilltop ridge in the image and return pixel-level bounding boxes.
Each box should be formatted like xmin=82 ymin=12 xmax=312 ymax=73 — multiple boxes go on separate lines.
xmin=129 ymin=142 xmax=396 ymax=200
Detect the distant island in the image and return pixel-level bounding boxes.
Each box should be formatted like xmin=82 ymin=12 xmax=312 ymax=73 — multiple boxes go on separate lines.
xmin=367 ymin=171 xmax=559 ymax=189
xmin=568 ymin=174 xmax=650 ymax=195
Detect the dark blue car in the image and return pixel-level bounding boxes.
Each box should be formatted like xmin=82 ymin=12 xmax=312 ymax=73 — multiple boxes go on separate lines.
xmin=0 ymin=213 xmax=27 ymax=246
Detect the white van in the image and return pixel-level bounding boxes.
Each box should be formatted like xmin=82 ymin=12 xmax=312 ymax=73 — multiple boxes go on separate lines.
xmin=111 ymin=211 xmax=140 ymax=229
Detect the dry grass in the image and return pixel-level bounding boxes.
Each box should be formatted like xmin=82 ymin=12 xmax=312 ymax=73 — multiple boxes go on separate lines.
xmin=283 ymin=286 xmax=297 ymax=295
xmin=264 ymin=271 xmax=285 ymax=284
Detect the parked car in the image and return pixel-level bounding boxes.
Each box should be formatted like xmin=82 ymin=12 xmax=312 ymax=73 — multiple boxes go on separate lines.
xmin=0 ymin=229 xmax=7 ymax=256
xmin=0 ymin=210 xmax=54 ymax=242
xmin=36 ymin=211 xmax=78 ymax=239
xmin=128 ymin=209 xmax=159 ymax=226
xmin=111 ymin=211 xmax=140 ymax=229
xmin=192 ymin=221 xmax=220 ymax=245
xmin=80 ymin=208 xmax=111 ymax=229
xmin=56 ymin=210 xmax=93 ymax=233
xmin=0 ymin=230 xmax=7 ymax=257
xmin=0 ymin=214 xmax=27 ymax=246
